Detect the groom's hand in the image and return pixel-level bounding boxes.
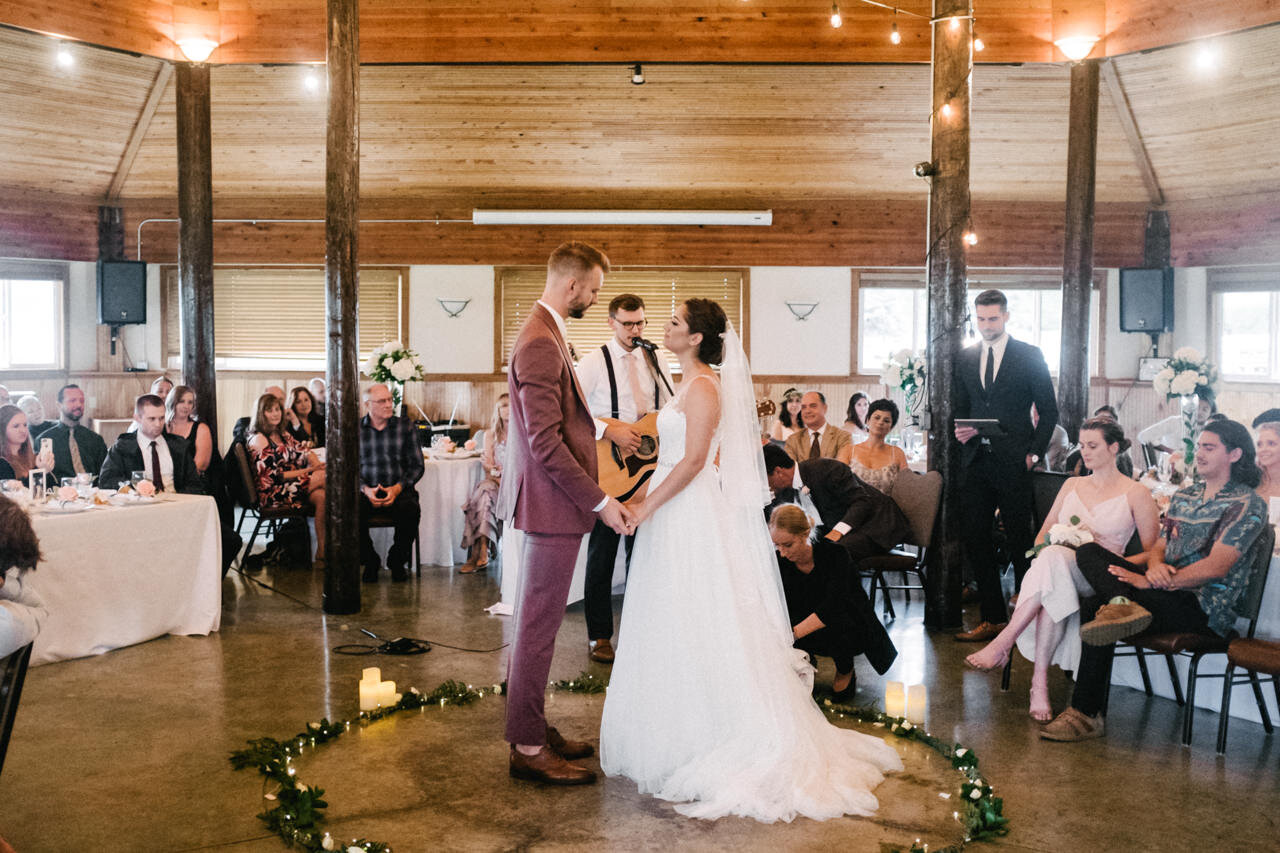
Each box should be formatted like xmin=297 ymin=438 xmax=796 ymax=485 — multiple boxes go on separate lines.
xmin=598 ymin=496 xmax=634 ymax=535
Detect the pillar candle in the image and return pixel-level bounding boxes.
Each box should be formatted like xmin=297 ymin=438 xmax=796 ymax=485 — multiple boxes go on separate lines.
xmin=377 ymin=680 xmax=397 ymax=708
xmin=884 ymin=681 xmax=906 ymax=717
xmin=906 ymin=684 xmax=928 ymax=724
xmin=359 ymin=680 xmax=381 ymax=712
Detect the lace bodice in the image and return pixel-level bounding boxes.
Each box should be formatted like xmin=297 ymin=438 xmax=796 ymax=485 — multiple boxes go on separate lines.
xmin=1059 ymin=488 xmax=1136 ymax=554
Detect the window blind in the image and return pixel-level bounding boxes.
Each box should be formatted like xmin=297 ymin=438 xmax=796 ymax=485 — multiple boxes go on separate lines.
xmin=497 ymin=267 xmax=746 ymax=370
xmin=163 ymin=267 xmax=402 ymax=362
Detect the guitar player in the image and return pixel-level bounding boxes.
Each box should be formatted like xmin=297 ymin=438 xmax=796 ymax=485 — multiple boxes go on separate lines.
xmin=575 ymin=293 xmax=675 ymax=664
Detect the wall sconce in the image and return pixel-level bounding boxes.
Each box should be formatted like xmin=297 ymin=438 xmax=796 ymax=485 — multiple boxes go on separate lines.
xmin=437 ymin=298 xmax=471 ymax=318
xmin=785 ymin=300 xmax=819 ymax=321
xmin=1053 ymin=35 xmax=1099 ymax=61
xmin=176 ymin=37 xmax=219 ymax=63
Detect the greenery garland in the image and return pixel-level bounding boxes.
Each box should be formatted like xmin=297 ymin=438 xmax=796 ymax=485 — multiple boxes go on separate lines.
xmin=229 ymin=672 xmax=1005 ymax=853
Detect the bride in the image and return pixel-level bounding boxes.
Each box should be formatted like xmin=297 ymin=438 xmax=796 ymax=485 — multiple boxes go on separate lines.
xmin=599 ymin=298 xmax=902 ymax=822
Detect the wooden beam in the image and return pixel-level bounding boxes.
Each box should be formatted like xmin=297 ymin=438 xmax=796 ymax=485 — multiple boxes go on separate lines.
xmin=924 ymin=0 xmax=972 ymax=632
xmin=107 ymin=62 xmax=173 ymax=204
xmin=175 ymin=62 xmax=219 ymax=449
xmin=1060 ymin=59 xmax=1100 ymax=444
xmin=323 ymin=0 xmax=361 ymax=614
xmin=1100 ymin=58 xmax=1165 ymax=207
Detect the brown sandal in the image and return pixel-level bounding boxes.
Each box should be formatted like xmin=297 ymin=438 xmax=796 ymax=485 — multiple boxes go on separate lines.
xmin=1039 ymin=707 xmax=1105 ymax=741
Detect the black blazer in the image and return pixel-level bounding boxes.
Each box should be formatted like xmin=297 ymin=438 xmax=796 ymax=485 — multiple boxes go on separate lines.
xmin=99 ymin=433 xmax=203 ymax=494
xmin=954 ymin=337 xmax=1058 ymax=466
xmin=769 ymin=458 xmax=912 ymax=551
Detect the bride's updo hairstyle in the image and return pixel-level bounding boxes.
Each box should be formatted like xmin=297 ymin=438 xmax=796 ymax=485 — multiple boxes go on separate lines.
xmin=1080 ymin=416 xmax=1130 ymax=453
xmin=682 ymin=298 xmax=727 ymax=366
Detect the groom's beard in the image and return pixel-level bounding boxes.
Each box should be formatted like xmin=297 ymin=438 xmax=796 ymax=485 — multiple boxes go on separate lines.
xmin=567 ymin=304 xmax=588 ymax=319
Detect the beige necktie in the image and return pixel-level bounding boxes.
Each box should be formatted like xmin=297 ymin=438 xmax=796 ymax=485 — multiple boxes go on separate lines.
xmin=626 ymin=350 xmax=649 ymax=417
xmin=68 ymin=429 xmax=86 ymax=474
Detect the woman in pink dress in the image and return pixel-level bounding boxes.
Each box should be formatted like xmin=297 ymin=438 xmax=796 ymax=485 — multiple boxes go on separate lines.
xmin=965 ymin=417 xmax=1161 ymax=721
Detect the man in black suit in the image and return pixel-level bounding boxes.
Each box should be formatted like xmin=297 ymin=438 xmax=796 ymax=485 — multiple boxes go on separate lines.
xmin=953 ymin=289 xmax=1059 ymax=641
xmin=99 ymin=394 xmax=202 ymax=494
xmin=763 ymin=444 xmax=900 ymax=675
xmin=41 ymin=384 xmax=109 ymax=482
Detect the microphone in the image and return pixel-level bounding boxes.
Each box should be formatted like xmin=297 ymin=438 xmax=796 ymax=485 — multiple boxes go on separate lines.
xmin=631 ymin=337 xmax=657 ymax=352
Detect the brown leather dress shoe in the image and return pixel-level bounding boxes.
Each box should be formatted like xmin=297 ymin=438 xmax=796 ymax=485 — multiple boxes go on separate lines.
xmin=954 ymin=621 xmax=1008 ymax=642
xmin=547 ymin=726 xmax=595 ymax=760
xmin=588 ymin=638 xmax=615 ymax=663
xmin=509 ymin=745 xmax=597 ymax=785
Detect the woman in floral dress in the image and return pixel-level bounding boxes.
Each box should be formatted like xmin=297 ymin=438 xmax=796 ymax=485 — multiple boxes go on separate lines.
xmin=247 ymin=393 xmax=327 ymax=565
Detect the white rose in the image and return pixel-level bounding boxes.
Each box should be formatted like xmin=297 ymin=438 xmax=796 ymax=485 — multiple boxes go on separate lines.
xmin=894 ymin=348 xmax=914 ymax=365
xmin=1173 ymin=347 xmax=1202 ymax=362
xmin=380 ymin=354 xmax=394 ymax=369
xmin=390 ymin=358 xmax=416 ymax=381
xmin=880 ymin=364 xmax=903 ymax=387
xmin=386 ymin=339 xmax=404 ymax=353
xmin=321 ymin=835 xmax=336 ymax=851
xmin=363 ymin=354 xmax=379 ymax=375
xmin=1197 ymin=374 xmax=1208 ymax=386
xmin=1170 ymin=370 xmax=1199 ymax=396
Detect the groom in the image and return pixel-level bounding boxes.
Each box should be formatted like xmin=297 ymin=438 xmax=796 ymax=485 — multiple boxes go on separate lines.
xmin=497 ymin=241 xmax=635 ymax=786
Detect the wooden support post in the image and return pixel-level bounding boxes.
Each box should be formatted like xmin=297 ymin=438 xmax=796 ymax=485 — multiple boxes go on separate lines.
xmin=1059 ymin=59 xmax=1099 ymax=444
xmin=175 ymin=62 xmax=218 ymax=446
xmin=323 ymin=0 xmax=361 ymax=614
xmin=924 ymin=0 xmax=971 ymax=630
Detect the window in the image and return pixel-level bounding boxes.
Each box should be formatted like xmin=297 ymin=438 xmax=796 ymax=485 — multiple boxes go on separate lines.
xmin=496 ymin=267 xmax=746 ymax=371
xmin=162 ymin=267 xmax=405 ymax=370
xmin=0 ymin=262 xmax=66 ymax=370
xmin=1211 ymin=268 xmax=1280 ymax=382
xmin=856 ymin=271 xmax=1100 ymax=376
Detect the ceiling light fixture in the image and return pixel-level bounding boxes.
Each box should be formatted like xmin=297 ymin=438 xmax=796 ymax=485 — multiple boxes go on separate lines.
xmin=890 ymin=10 xmax=901 ymax=44
xmin=55 ymin=43 xmax=74 ymax=68
xmin=973 ymin=27 xmax=984 ymax=52
xmin=631 ymin=63 xmax=645 ymax=85
xmin=176 ymin=37 xmax=218 ymax=63
xmin=830 ymin=3 xmax=843 ymax=29
xmin=471 ymin=210 xmax=773 ymax=227
xmin=1053 ymin=34 xmax=1099 ymax=62
xmin=949 ymin=15 xmax=960 ymax=31
xmin=1195 ymin=42 xmax=1220 ymax=71
xmin=303 ymin=67 xmax=322 ymax=93
xmin=963 ymin=229 xmax=978 ymax=246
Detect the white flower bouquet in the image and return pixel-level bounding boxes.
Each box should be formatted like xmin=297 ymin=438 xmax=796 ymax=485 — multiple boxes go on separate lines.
xmin=1026 ymin=515 xmax=1093 ymax=559
xmin=879 ymin=349 xmax=927 ymax=418
xmin=363 ymin=340 xmax=425 ymax=409
xmin=1151 ymin=347 xmax=1217 ymax=402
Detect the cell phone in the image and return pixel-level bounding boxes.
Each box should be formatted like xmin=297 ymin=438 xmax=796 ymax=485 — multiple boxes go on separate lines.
xmin=40 ymin=437 xmax=53 ymax=455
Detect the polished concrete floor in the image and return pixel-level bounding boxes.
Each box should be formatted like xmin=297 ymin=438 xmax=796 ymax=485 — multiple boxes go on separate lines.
xmin=2 ymin=558 xmax=1278 ymax=852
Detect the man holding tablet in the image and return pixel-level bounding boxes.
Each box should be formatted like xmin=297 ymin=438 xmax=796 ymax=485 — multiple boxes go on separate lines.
xmin=952 ymin=289 xmax=1059 ymax=641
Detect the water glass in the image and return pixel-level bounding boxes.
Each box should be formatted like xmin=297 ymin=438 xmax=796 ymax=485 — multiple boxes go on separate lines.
xmin=75 ymin=472 xmax=94 ymax=499
xmin=130 ymin=470 xmax=147 ymax=490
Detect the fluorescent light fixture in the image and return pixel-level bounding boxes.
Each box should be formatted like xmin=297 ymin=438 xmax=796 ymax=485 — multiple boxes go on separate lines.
xmin=471 ymin=210 xmax=773 ymax=226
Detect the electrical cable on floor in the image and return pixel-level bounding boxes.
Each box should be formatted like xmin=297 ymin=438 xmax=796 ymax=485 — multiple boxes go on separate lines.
xmin=230 ymin=563 xmax=509 ymax=656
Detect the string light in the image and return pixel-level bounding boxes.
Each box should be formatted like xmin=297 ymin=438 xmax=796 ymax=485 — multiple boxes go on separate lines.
xmin=830 ymin=2 xmax=843 ymax=28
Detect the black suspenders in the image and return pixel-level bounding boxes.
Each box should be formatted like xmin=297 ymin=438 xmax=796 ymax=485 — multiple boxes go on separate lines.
xmin=601 ymin=344 xmax=620 ymax=419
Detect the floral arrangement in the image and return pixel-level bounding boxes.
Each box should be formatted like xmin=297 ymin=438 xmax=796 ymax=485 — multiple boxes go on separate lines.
xmin=879 ymin=349 xmax=928 ymax=419
xmin=363 ymin=340 xmax=425 ymax=409
xmin=1026 ymin=515 xmax=1093 ymax=560
xmin=1152 ymin=347 xmax=1217 ymax=401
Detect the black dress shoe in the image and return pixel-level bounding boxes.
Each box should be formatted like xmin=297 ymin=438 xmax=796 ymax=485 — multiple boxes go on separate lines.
xmin=362 ymin=564 xmax=380 ymax=583
xmin=390 ymin=562 xmax=409 ymax=582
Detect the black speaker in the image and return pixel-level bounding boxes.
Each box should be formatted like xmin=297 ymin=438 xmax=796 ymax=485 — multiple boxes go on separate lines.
xmin=1119 ymin=267 xmax=1173 ymax=333
xmin=97 ymin=259 xmax=147 ymax=325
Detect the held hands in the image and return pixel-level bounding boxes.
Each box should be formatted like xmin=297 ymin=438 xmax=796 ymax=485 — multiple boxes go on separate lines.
xmin=599 ymin=496 xmax=636 ymax=536
xmin=605 ymin=422 xmax=642 ymax=455
xmin=1108 ymin=562 xmax=1159 ymax=590
xmin=954 ymin=425 xmax=978 ymax=444
xmin=362 ymin=482 xmax=401 ymax=508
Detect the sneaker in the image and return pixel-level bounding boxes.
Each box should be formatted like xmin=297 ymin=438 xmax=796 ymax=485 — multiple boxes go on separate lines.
xmin=1039 ymin=707 xmax=1105 ymax=742
xmin=1079 ymin=598 xmax=1153 ymax=646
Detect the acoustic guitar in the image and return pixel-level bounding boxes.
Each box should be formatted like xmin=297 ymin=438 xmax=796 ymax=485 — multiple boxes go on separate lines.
xmin=596 ymin=399 xmax=779 ymax=501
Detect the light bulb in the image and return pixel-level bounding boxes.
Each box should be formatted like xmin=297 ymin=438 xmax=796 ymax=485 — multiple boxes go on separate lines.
xmin=830 ymin=4 xmax=842 ymax=28
xmin=303 ymin=69 xmax=321 ymax=93
xmin=940 ymin=102 xmax=953 ymax=118
xmin=949 ymin=16 xmax=960 ymax=31
xmin=891 ymin=22 xmax=901 ymax=44
xmin=1195 ymin=43 xmax=1219 ymax=71
xmin=963 ymin=230 xmax=978 ymax=246
xmin=56 ymin=44 xmax=73 ymax=68
xmin=973 ymin=31 xmax=985 ymax=52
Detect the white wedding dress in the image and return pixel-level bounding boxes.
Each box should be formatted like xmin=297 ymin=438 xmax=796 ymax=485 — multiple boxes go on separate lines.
xmin=1014 ymin=489 xmax=1137 ymax=673
xmin=599 ymin=373 xmax=903 ymax=822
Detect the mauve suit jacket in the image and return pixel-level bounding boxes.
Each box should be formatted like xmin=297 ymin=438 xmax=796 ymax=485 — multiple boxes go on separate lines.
xmin=497 ymin=303 xmax=606 ymax=534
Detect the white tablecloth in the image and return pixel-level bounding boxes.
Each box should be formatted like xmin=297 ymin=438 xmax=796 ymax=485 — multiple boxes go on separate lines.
xmin=371 ymin=455 xmax=485 ymax=567
xmin=1111 ymin=552 xmax=1280 ymax=723
xmin=27 ymin=494 xmax=222 ymax=666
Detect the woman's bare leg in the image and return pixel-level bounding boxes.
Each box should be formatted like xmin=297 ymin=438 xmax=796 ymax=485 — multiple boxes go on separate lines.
xmin=965 ymin=591 xmax=1042 ymax=670
xmin=1029 ymin=608 xmax=1066 ymax=722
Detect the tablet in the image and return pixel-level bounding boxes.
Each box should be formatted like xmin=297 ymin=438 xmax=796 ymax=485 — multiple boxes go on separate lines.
xmin=955 ymin=419 xmax=1007 ymax=437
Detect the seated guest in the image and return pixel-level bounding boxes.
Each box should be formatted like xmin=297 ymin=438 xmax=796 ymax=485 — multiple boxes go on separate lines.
xmin=1040 ymin=419 xmax=1268 ymax=741
xmin=308 ymin=376 xmax=326 ymax=407
xmin=0 ymin=495 xmax=47 ymax=658
xmin=99 ymin=394 xmax=202 ymax=494
xmin=245 ymin=393 xmax=327 ymax=565
xmin=849 ymin=399 xmax=908 ymax=493
xmin=165 ymin=385 xmax=214 ymax=487
xmin=764 ymin=443 xmax=911 ymax=565
xmin=785 ymin=391 xmax=853 ymax=464
xmin=1255 ymin=420 xmax=1280 ymax=524
xmin=232 ymin=384 xmax=287 ymax=445
xmin=770 ymin=505 xmax=897 ymax=699
xmin=1252 ymin=407 xmax=1280 ymax=429
xmin=842 ymin=392 xmax=870 ymax=444
xmin=16 ymin=396 xmax=54 ymax=440
xmin=285 ymin=386 xmax=325 ymax=448
xmin=460 ymin=393 xmax=509 ymax=573
xmin=1138 ymin=393 xmax=1215 ymax=463
xmin=0 ymin=384 xmax=8 ymax=405
xmin=359 ymin=383 xmax=424 ymax=582
xmin=0 ymin=405 xmax=54 ymax=484
xmin=1064 ymin=405 xmax=1135 ymax=478
xmin=151 ymin=375 xmax=174 ymax=400
xmin=768 ymin=387 xmax=804 ymax=443
xmin=965 ymin=418 xmax=1161 ymax=721
xmin=40 ymin=385 xmax=108 ymax=483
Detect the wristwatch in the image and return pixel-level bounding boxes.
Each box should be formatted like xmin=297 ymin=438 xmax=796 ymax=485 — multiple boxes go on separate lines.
xmin=1029 ymin=454 xmax=1040 ymax=464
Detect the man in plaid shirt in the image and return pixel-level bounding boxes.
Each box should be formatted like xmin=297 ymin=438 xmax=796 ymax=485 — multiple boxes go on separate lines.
xmin=359 ymin=383 xmax=425 ymax=582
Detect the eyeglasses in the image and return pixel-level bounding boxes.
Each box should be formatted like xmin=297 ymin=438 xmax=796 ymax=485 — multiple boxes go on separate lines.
xmin=613 ymin=318 xmax=647 ymax=329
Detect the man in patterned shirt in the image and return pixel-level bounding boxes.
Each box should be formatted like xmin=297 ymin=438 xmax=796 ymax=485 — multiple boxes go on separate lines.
xmin=358 ymin=383 xmax=425 ymax=583
xmin=1040 ymin=419 xmax=1268 ymax=742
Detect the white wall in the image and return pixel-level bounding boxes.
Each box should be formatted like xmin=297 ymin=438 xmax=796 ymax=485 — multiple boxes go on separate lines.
xmin=64 ymin=261 xmax=164 ymax=373
xmin=408 ymin=265 xmax=496 ymax=374
xmin=749 ymin=267 xmax=852 ymax=376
